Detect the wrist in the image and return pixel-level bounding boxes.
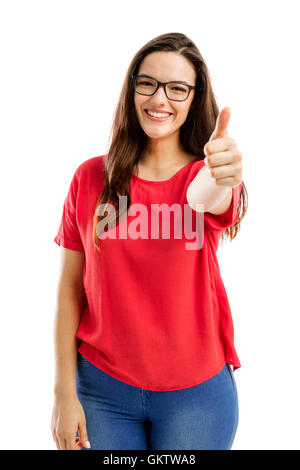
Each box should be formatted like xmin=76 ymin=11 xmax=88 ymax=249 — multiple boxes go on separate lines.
xmin=54 ymin=384 xmax=77 ymax=399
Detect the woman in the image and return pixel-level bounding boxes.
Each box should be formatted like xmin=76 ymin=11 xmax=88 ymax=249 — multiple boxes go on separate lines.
xmin=51 ymin=32 xmax=248 ymax=451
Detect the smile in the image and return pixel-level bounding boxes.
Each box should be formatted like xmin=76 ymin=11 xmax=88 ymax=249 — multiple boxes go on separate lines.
xmin=144 ymin=109 xmax=173 ymax=121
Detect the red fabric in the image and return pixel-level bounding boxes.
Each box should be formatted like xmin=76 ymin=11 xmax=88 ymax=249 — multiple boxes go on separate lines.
xmin=54 ymin=155 xmax=242 ymax=391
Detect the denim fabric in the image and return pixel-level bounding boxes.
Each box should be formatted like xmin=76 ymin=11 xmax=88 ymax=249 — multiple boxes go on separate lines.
xmin=76 ymin=352 xmax=239 ymax=450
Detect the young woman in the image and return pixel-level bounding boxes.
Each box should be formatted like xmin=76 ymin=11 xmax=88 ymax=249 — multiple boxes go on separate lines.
xmin=51 ymin=32 xmax=248 ymax=451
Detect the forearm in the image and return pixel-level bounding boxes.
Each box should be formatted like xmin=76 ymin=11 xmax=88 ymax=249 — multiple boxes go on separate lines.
xmin=186 ymin=166 xmax=231 ymax=213
xmin=53 ymin=283 xmax=86 ymax=398
xmin=205 ymin=186 xmax=232 ymax=214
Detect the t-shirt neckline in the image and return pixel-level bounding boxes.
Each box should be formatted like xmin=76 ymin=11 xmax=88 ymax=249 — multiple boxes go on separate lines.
xmin=131 ymin=157 xmax=201 ymax=185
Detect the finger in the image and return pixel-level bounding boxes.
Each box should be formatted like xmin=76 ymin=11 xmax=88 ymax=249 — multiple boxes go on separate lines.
xmin=214 ymin=176 xmax=237 ymax=186
xmin=74 ymin=437 xmax=83 ymax=450
xmin=66 ymin=434 xmax=80 ymax=450
xmin=212 ymin=164 xmax=242 ymax=186
xmin=210 ymin=163 xmax=236 ymax=180
xmin=209 ymin=107 xmax=231 ymax=142
xmin=52 ymin=430 xmax=60 ymax=450
xmin=205 ymin=150 xmax=238 ymax=168
xmin=57 ymin=433 xmax=66 ymax=450
xmin=78 ymin=421 xmax=91 ymax=449
xmin=204 ymin=136 xmax=235 ymax=156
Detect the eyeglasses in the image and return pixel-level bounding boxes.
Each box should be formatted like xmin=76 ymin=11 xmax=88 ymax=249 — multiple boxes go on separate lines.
xmin=131 ymin=74 xmax=196 ymax=102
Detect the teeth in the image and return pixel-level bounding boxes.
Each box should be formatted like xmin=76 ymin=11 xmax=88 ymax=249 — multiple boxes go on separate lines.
xmin=146 ymin=110 xmax=171 ymax=118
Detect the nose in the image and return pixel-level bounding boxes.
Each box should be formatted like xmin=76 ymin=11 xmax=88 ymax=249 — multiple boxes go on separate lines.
xmin=150 ymin=84 xmax=168 ymax=103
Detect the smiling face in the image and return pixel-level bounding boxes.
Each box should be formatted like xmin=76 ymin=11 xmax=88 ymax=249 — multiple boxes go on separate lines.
xmin=133 ymin=51 xmax=196 ymax=141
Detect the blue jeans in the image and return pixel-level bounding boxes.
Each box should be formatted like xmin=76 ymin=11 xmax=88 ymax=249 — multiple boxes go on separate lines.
xmin=76 ymin=352 xmax=239 ymax=450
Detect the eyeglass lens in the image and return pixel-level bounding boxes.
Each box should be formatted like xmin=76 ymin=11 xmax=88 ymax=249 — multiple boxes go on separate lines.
xmin=135 ymin=77 xmax=189 ymax=101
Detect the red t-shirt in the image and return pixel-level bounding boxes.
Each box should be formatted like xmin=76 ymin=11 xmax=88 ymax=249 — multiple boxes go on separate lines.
xmin=54 ymin=154 xmax=242 ymax=391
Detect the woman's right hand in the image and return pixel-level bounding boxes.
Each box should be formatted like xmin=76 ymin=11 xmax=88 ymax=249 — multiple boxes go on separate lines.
xmin=51 ymin=394 xmax=91 ymax=450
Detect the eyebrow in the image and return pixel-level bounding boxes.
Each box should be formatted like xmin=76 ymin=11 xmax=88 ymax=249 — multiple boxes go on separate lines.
xmin=137 ymin=73 xmax=191 ymax=86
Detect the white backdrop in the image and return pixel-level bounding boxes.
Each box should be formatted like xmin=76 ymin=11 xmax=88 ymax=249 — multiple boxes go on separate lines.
xmin=0 ymin=0 xmax=299 ymax=450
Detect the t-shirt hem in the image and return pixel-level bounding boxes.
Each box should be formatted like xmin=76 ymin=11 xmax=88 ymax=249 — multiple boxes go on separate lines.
xmin=78 ymin=341 xmax=240 ymax=391
xmin=54 ymin=234 xmax=84 ymax=252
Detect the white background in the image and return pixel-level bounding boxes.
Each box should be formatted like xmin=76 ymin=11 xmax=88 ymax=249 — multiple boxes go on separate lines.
xmin=0 ymin=0 xmax=299 ymax=450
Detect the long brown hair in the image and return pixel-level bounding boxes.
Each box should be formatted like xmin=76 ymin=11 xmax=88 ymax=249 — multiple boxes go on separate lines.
xmin=92 ymin=32 xmax=248 ymax=251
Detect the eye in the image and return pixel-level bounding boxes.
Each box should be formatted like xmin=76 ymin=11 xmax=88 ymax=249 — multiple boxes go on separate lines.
xmin=171 ymin=86 xmax=186 ymax=92
xmin=136 ymin=78 xmax=155 ymax=87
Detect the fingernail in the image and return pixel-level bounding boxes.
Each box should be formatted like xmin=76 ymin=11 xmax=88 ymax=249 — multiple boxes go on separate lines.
xmin=204 ymin=157 xmax=209 ymax=166
xmin=85 ymin=440 xmax=91 ymax=448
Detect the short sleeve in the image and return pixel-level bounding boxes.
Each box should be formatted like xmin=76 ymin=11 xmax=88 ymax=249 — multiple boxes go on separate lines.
xmin=53 ymin=167 xmax=85 ymax=252
xmin=204 ymin=183 xmax=242 ymax=232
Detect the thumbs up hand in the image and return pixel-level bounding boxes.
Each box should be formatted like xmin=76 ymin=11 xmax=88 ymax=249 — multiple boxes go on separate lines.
xmin=203 ymin=107 xmax=243 ymax=188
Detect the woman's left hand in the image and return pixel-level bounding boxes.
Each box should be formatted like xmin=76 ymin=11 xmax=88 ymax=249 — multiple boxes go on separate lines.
xmin=203 ymin=107 xmax=243 ymax=188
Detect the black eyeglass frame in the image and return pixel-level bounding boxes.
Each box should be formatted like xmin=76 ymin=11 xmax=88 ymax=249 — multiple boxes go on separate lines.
xmin=131 ymin=74 xmax=197 ymax=102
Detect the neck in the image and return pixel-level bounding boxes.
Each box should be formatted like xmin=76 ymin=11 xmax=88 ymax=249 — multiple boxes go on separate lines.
xmin=140 ymin=133 xmax=192 ymax=169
